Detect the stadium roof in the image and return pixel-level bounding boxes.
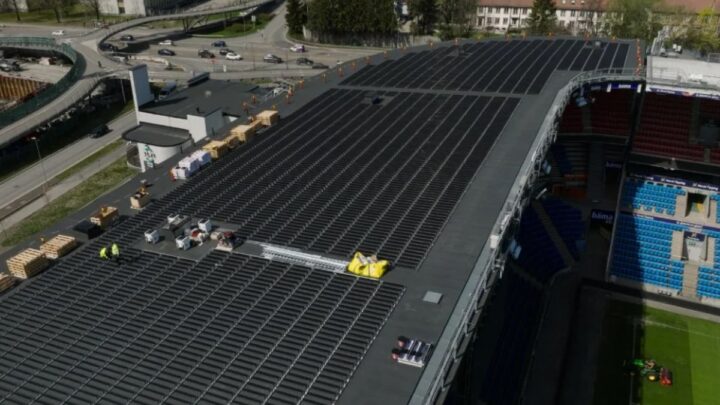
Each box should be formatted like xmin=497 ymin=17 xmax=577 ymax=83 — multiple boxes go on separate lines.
xmin=140 ymin=79 xmax=259 ymax=118
xmin=0 ymin=37 xmax=638 ymax=404
xmin=122 ymin=123 xmax=191 ymax=146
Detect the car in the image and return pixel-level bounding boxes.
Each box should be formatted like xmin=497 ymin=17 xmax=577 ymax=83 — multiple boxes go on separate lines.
xmin=218 ymin=48 xmax=232 ymax=56
xmin=211 ymin=40 xmax=227 ymax=47
xmin=290 ymin=44 xmax=306 ymax=53
xmin=51 ymin=30 xmax=65 ymax=36
xmin=263 ymin=54 xmax=282 ymax=64
xmin=225 ymin=52 xmax=242 ymax=60
xmin=312 ymin=62 xmax=329 ymax=69
xmin=158 ymin=39 xmax=174 ymax=46
xmin=89 ymin=124 xmax=110 ymax=139
xmin=120 ymin=34 xmax=134 ymax=41
xmin=296 ymin=57 xmax=313 ymax=66
xmin=99 ymin=43 xmax=118 ymax=52
xmin=198 ymin=50 xmax=215 ymax=58
xmin=158 ymin=48 xmax=175 ymax=56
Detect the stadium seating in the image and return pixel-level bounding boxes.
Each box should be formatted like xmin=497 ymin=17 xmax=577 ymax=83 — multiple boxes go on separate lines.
xmin=515 ymin=207 xmax=567 ymax=282
xmin=698 ymin=267 xmax=720 ymax=300
xmin=620 ymin=178 xmax=686 ymax=216
xmin=540 ymin=198 xmax=584 ymax=259
xmin=551 ymin=144 xmax=574 ymax=175
xmin=632 ymin=94 xmax=704 ymax=162
xmin=588 ymin=90 xmax=634 ymax=136
xmin=711 ymin=195 xmax=720 ymax=224
xmin=480 ymin=271 xmax=542 ymax=405
xmin=559 ymin=101 xmax=583 ymax=134
xmin=611 ymin=213 xmax=685 ymax=291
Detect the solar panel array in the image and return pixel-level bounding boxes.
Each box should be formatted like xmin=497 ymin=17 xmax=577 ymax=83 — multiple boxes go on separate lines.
xmin=342 ymin=39 xmax=630 ymax=94
xmin=0 ymin=249 xmax=403 ymax=404
xmin=144 ymin=88 xmax=519 ymax=269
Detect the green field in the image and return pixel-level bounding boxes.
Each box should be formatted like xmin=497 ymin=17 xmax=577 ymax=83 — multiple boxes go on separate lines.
xmin=594 ymin=300 xmax=720 ymax=405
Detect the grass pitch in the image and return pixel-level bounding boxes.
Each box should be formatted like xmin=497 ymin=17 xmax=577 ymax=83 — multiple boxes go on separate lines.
xmin=593 ymin=300 xmax=720 ymax=405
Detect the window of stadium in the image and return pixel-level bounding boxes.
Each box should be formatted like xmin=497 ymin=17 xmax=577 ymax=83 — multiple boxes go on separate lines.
xmin=686 ymin=193 xmax=707 ymax=217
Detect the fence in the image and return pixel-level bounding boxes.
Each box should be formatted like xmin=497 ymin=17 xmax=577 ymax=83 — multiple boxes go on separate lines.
xmin=0 ymin=38 xmax=86 ymax=128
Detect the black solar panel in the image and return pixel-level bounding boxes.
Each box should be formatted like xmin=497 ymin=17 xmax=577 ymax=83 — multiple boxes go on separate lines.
xmin=0 ymin=251 xmax=403 ymax=404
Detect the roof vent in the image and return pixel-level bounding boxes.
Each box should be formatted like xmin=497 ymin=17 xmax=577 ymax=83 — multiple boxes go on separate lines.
xmin=423 ymin=291 xmax=443 ymax=304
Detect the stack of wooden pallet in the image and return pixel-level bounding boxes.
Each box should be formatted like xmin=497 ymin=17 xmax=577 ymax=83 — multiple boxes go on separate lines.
xmin=130 ymin=190 xmax=151 ymax=209
xmin=257 ymin=110 xmax=279 ymax=127
xmin=39 ymin=234 xmax=77 ymax=259
xmin=6 ymin=248 xmax=49 ymax=279
xmin=230 ymin=123 xmax=258 ymax=143
xmin=0 ymin=273 xmax=15 ymax=293
xmin=223 ymin=134 xmax=240 ymax=149
xmin=202 ymin=140 xmax=229 ymax=160
xmin=90 ymin=206 xmax=118 ymax=229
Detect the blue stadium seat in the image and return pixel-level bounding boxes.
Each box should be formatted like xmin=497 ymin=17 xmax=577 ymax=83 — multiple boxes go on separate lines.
xmin=620 ymin=178 xmax=685 ymax=216
xmin=515 ymin=207 xmax=567 ymax=282
xmin=540 ymin=198 xmax=585 ymax=259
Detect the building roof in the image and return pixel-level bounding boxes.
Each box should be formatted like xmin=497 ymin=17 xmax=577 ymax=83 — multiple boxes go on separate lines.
xmin=0 ymin=37 xmax=638 ymax=404
xmin=478 ymin=0 xmax=716 ymax=12
xmin=139 ymin=79 xmax=259 ymax=118
xmin=122 ymin=123 xmax=191 ymax=146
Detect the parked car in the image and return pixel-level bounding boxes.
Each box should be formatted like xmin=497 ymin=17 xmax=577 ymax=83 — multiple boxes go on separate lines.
xmin=218 ymin=48 xmax=232 ymax=56
xmin=263 ymin=54 xmax=282 ymax=64
xmin=51 ymin=30 xmax=65 ymax=36
xmin=120 ymin=34 xmax=134 ymax=41
xmin=225 ymin=52 xmax=242 ymax=60
xmin=159 ymin=39 xmax=174 ymax=46
xmin=312 ymin=62 xmax=329 ymax=69
xmin=198 ymin=50 xmax=215 ymax=58
xmin=158 ymin=48 xmax=176 ymax=56
xmin=296 ymin=57 xmax=313 ymax=66
xmin=211 ymin=40 xmax=227 ymax=47
xmin=89 ymin=124 xmax=110 ymax=139
xmin=290 ymin=44 xmax=306 ymax=53
xmin=99 ymin=43 xmax=118 ymax=52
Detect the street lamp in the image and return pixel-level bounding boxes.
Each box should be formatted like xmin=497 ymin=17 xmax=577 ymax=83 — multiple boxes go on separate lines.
xmin=30 ymin=136 xmax=50 ymax=203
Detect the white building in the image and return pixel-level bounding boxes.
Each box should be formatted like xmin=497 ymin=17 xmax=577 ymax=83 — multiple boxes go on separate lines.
xmin=475 ymin=0 xmax=716 ymax=36
xmin=99 ymin=0 xmax=191 ymax=16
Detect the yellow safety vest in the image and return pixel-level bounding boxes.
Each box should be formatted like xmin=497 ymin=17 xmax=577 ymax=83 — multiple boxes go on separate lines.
xmin=111 ymin=244 xmax=120 ymax=257
xmin=99 ymin=247 xmax=108 ymax=259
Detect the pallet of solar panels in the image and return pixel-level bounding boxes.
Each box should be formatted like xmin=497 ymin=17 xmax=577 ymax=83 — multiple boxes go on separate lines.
xmin=257 ymin=110 xmax=279 ymax=127
xmin=0 ymin=272 xmax=16 ymax=293
xmin=202 ymin=140 xmax=229 ymax=160
xmin=230 ymin=122 xmax=258 ymax=143
xmin=6 ymin=248 xmax=49 ymax=279
xmin=39 ymin=234 xmax=77 ymax=260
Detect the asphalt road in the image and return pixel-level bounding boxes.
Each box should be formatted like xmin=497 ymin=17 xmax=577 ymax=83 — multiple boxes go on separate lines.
xmin=0 ymin=111 xmax=136 ymax=217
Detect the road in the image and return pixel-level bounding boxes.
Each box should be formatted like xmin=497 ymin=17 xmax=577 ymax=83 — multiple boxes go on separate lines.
xmin=0 ymin=111 xmax=136 ymax=219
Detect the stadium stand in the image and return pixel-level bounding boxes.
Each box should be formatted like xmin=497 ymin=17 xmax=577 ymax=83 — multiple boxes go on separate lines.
xmin=619 ymin=177 xmax=686 ymax=216
xmin=587 ymin=90 xmax=635 ymax=136
xmin=558 ymin=101 xmax=584 ymax=134
xmin=632 ymin=93 xmax=703 ymax=162
xmin=515 ymin=207 xmax=567 ymax=282
xmin=540 ymin=198 xmax=585 ymax=259
xmin=698 ymin=266 xmax=720 ymax=300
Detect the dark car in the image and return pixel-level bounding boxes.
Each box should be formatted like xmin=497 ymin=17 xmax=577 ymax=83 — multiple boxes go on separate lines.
xmin=99 ymin=43 xmax=118 ymax=52
xmin=90 ymin=124 xmax=110 ymax=139
xmin=218 ymin=48 xmax=232 ymax=56
xmin=296 ymin=57 xmax=313 ymax=66
xmin=312 ymin=62 xmax=329 ymax=69
xmin=263 ymin=54 xmax=282 ymax=64
xmin=211 ymin=40 xmax=227 ymax=47
xmin=158 ymin=48 xmax=176 ymax=56
xmin=120 ymin=34 xmax=134 ymax=41
xmin=198 ymin=50 xmax=215 ymax=58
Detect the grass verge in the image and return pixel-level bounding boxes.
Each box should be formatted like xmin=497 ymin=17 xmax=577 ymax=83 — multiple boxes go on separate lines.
xmin=593 ymin=299 xmax=720 ymax=405
xmin=54 ymin=139 xmax=124 ymax=182
xmin=0 ymin=157 xmax=135 ymax=247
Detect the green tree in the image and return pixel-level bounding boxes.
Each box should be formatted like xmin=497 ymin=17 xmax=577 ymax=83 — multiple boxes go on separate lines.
xmin=682 ymin=8 xmax=720 ymax=56
xmin=604 ymin=0 xmax=664 ymax=42
xmin=437 ymin=0 xmax=474 ymax=40
xmin=527 ymin=0 xmax=557 ymax=35
xmin=409 ymin=0 xmax=437 ymax=35
xmin=286 ymin=0 xmax=307 ymax=36
xmin=307 ymin=0 xmax=397 ymax=38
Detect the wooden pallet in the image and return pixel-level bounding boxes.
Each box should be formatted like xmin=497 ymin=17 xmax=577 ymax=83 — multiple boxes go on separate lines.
xmin=130 ymin=191 xmax=151 ymax=209
xmin=90 ymin=206 xmax=118 ymax=229
xmin=0 ymin=273 xmax=15 ymax=293
xmin=6 ymin=248 xmax=48 ymax=279
xmin=230 ymin=123 xmax=257 ymax=142
xmin=257 ymin=110 xmax=279 ymax=127
xmin=40 ymin=234 xmax=77 ymax=260
xmin=202 ymin=140 xmax=229 ymax=160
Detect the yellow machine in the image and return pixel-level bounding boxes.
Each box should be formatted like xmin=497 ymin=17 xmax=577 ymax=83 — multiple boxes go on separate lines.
xmin=347 ymin=252 xmax=389 ymax=279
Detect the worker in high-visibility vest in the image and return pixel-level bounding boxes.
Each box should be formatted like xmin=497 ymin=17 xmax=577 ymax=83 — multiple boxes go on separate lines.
xmin=111 ymin=243 xmax=121 ymax=264
xmin=99 ymin=246 xmax=109 ymax=260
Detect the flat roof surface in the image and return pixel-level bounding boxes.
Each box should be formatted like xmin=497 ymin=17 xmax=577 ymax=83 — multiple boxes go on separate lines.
xmin=140 ymin=79 xmax=258 ymax=118
xmin=122 ymin=123 xmax=191 ymax=146
xmin=0 ymin=37 xmax=637 ymax=404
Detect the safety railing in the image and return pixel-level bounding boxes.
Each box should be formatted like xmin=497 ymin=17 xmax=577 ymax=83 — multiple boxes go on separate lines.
xmin=0 ymin=38 xmax=86 ymax=128
xmin=410 ymin=66 xmax=646 ymax=405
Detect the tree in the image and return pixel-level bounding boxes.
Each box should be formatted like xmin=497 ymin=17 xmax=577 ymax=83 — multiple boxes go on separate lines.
xmin=527 ymin=0 xmax=557 ymax=35
xmin=437 ymin=0 xmax=474 ymax=40
xmin=681 ymin=8 xmax=720 ymax=56
xmin=32 ymin=0 xmax=76 ymax=23
xmin=81 ymin=0 xmax=101 ymax=20
xmin=409 ymin=0 xmax=437 ymax=35
xmin=581 ymin=0 xmax=604 ymax=36
xmin=286 ymin=0 xmax=307 ymax=36
xmin=604 ymin=0 xmax=664 ymax=42
xmin=307 ymin=0 xmax=397 ymax=39
xmin=1 ymin=0 xmax=23 ymax=22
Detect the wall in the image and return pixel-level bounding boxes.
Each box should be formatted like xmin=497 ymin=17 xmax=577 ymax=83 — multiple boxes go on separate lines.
xmin=129 ymin=65 xmax=154 ymax=111
xmin=138 ymin=141 xmax=181 ymax=172
xmin=137 ymin=111 xmax=188 ymax=130
xmin=0 ymin=76 xmax=45 ymax=101
xmin=99 ymin=0 xmax=120 ymax=15
xmin=476 ymin=5 xmax=606 ymax=35
xmin=186 ymin=108 xmax=224 ymax=142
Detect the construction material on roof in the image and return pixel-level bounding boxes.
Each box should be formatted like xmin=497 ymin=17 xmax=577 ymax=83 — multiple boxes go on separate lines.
xmin=39 ymin=234 xmax=77 ymax=260
xmin=347 ymin=251 xmax=389 ymax=279
xmin=6 ymin=248 xmax=49 ymax=279
xmin=0 ymin=273 xmax=15 ymax=293
xmin=230 ymin=123 xmax=257 ymax=142
xmin=391 ymin=336 xmax=432 ymax=368
xmin=214 ymin=231 xmax=240 ymax=252
xmin=191 ymin=150 xmax=212 ymax=167
xmin=257 ymin=110 xmax=279 ymax=127
xmin=258 ymin=242 xmax=349 ymax=273
xmin=89 ymin=206 xmax=118 ymax=229
xmin=223 ymin=134 xmax=240 ymax=149
xmin=130 ymin=188 xmax=151 ymax=209
xmin=73 ymin=220 xmax=103 ymax=240
xmin=202 ymin=140 xmax=229 ymax=160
